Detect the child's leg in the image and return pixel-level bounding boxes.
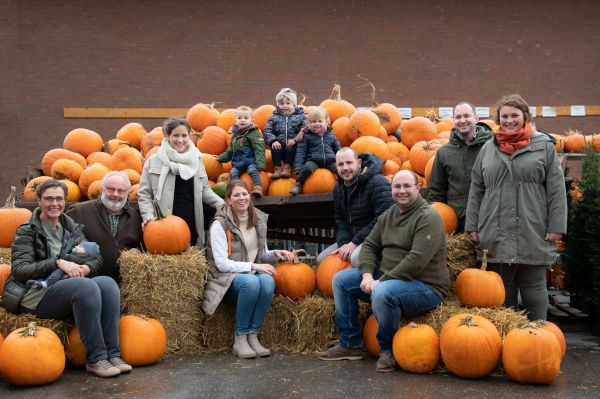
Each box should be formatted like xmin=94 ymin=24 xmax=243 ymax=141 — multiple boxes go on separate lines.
xmin=45 ymin=269 xmax=67 ymax=287
xmin=247 ymin=164 xmax=262 ymax=187
xmin=325 ymin=162 xmax=338 ymax=175
xmin=284 ymin=145 xmax=297 ymax=166
xmin=229 ymin=167 xmax=241 ymax=181
xmin=296 ymin=161 xmax=319 ymax=186
xmin=271 ymin=144 xmax=283 ymax=167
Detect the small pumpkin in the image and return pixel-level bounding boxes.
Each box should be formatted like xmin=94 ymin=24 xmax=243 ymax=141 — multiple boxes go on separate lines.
xmin=143 ymin=200 xmax=191 ymax=254
xmin=63 ymin=128 xmax=104 ymax=157
xmin=319 ymin=84 xmax=356 ymax=123
xmin=273 ymin=249 xmax=316 ymax=300
xmin=119 ymin=315 xmax=167 ymax=366
xmin=86 ymin=151 xmax=113 ymax=168
xmin=21 ymin=176 xmax=52 ymax=202
xmin=316 ymin=254 xmax=351 ymax=297
xmin=240 ymin=171 xmax=270 ymax=196
xmin=0 ymin=322 xmax=65 ymax=386
xmin=201 ymin=153 xmax=224 ymax=181
xmin=430 ymin=202 xmax=458 ymax=235
xmin=332 ymin=116 xmax=357 ymax=147
xmin=381 ymin=159 xmax=401 ymax=176
xmin=436 ymin=117 xmax=454 ymax=133
xmin=87 ymin=180 xmax=104 ymax=199
xmin=51 ymin=158 xmax=84 ymax=182
xmin=61 ymin=179 xmax=82 ymax=202
xmin=455 ymin=249 xmax=505 ymax=308
xmin=0 ymin=263 xmax=11 ymax=296
xmin=122 ymin=168 xmax=141 ymax=185
xmin=535 ymin=320 xmax=566 ymax=359
xmin=116 ymin=122 xmax=147 ymax=150
xmin=350 ymin=109 xmax=381 ymax=137
xmin=387 ymin=141 xmax=410 ymax=165
xmin=128 ymin=184 xmax=139 ymax=201
xmin=195 ymin=126 xmax=229 ymax=155
xmin=78 ymin=163 xmax=111 ymax=198
xmin=41 ymin=148 xmax=87 ymax=177
xmin=392 ymin=322 xmax=439 ymax=373
xmin=350 ymin=136 xmax=391 ymax=163
xmin=141 ymin=127 xmax=165 ymax=157
xmin=267 ymin=178 xmax=296 ymax=196
xmin=408 ymin=140 xmax=441 ymax=176
xmin=65 ymin=327 xmax=86 ymax=367
xmin=0 ymin=186 xmax=33 ymax=248
xmin=563 ymin=130 xmax=586 ymax=153
xmin=363 ymin=314 xmax=381 ymax=356
xmin=216 ymin=108 xmax=237 ymax=132
xmin=302 ymin=168 xmax=337 ymax=194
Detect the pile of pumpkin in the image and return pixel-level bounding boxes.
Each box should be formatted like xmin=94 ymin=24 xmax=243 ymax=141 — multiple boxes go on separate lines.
xmin=551 ymin=130 xmax=600 ymax=153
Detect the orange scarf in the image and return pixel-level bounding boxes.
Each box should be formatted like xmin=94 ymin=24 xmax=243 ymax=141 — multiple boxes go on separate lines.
xmin=495 ymin=123 xmax=534 ymax=156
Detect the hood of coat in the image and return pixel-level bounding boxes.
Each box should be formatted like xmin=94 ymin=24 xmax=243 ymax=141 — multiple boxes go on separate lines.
xmin=449 ymin=123 xmax=493 ymax=146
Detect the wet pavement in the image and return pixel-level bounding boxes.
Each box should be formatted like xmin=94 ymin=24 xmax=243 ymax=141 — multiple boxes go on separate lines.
xmin=1 ymin=331 xmax=600 ymax=399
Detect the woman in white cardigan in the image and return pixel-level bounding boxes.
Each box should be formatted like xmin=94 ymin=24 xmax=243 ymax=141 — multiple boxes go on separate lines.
xmin=138 ymin=117 xmax=224 ymax=246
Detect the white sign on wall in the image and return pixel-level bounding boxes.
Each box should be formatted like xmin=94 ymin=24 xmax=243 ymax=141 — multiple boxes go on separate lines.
xmin=476 ymin=107 xmax=490 ymax=118
xmin=438 ymin=107 xmax=453 ymax=118
xmin=398 ymin=108 xmax=412 ymax=119
xmin=570 ymin=105 xmax=585 ymax=116
xmin=542 ymin=106 xmax=557 ymax=117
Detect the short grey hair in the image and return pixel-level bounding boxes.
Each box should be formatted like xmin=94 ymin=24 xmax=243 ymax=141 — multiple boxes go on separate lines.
xmin=102 ymin=171 xmax=132 ymax=189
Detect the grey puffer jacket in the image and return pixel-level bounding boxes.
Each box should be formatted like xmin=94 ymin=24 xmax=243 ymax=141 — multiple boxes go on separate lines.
xmin=465 ymin=131 xmax=567 ymax=265
xmin=263 ymin=107 xmax=307 ymax=146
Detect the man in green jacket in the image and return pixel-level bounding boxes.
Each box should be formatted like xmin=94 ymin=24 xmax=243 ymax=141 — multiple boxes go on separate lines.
xmin=427 ymin=102 xmax=493 ymax=232
xmin=319 ymin=170 xmax=450 ymax=372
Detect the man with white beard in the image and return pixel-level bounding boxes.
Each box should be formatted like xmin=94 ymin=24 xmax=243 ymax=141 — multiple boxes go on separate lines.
xmin=67 ymin=171 xmax=143 ymax=283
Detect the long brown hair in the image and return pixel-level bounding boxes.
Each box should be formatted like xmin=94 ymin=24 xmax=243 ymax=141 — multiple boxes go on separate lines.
xmin=225 ymin=181 xmax=257 ymax=228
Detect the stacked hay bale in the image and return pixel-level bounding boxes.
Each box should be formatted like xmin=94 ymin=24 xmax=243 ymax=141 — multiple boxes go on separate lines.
xmin=0 ymin=247 xmax=11 ymax=264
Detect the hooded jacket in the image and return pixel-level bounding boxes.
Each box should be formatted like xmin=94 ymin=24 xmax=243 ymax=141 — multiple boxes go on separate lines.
xmin=218 ymin=125 xmax=266 ymax=170
xmin=263 ymin=107 xmax=307 ymax=146
xmin=294 ymin=127 xmax=341 ymax=171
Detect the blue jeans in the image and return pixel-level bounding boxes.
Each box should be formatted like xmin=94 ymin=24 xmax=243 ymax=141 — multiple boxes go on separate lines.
xmin=317 ymin=243 xmax=363 ymax=268
xmin=332 ymin=268 xmax=441 ymax=352
xmin=224 ymin=273 xmax=275 ymax=335
xmin=230 ymin=163 xmax=261 ymax=187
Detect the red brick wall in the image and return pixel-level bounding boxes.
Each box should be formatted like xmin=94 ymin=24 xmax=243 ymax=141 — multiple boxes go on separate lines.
xmin=1 ymin=0 xmax=599 ymax=198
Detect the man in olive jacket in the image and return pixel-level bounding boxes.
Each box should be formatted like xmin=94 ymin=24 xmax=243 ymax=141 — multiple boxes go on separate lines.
xmin=427 ymin=102 xmax=493 ymax=232
xmin=319 ymin=170 xmax=450 ymax=373
xmin=67 ymin=172 xmax=143 ymax=283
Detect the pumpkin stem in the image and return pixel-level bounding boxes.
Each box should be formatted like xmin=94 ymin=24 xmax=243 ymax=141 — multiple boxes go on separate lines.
xmin=408 ymin=322 xmax=419 ymax=328
xmin=2 ymin=186 xmax=17 ymax=209
xmin=151 ymin=200 xmax=166 ymax=221
xmin=298 ymin=93 xmax=307 ymax=107
xmin=329 ymin=84 xmax=342 ymax=101
xmin=191 ymin=130 xmax=204 ymax=140
xmin=458 ymin=315 xmax=476 ymax=327
xmin=22 ymin=322 xmax=38 ymax=337
xmin=425 ymin=109 xmax=440 ymax=123
xmin=481 ymin=249 xmax=489 ymax=271
xmin=520 ymin=322 xmax=540 ymax=330
xmin=356 ymin=75 xmax=378 ymax=107
xmin=291 ymin=248 xmax=308 ymax=264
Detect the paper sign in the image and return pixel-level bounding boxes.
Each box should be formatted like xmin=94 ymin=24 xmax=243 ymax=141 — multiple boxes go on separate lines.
xmin=476 ymin=107 xmax=490 ymax=118
xmin=398 ymin=108 xmax=412 ymax=119
xmin=542 ymin=106 xmax=557 ymax=117
xmin=529 ymin=107 xmax=537 ymax=117
xmin=438 ymin=107 xmax=453 ymax=118
xmin=570 ymin=105 xmax=585 ymax=116
xmin=356 ymin=107 xmax=371 ymax=111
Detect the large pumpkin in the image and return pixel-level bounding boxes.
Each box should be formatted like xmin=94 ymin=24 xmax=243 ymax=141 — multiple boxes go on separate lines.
xmin=87 ymin=180 xmax=104 ymax=199
xmin=143 ymin=200 xmax=191 ymax=254
xmin=111 ymin=147 xmax=143 ymax=174
xmin=240 ymin=171 xmax=270 ymax=195
xmin=129 ymin=184 xmax=139 ymax=201
xmin=267 ymin=178 xmax=296 ymax=196
xmin=201 ymin=153 xmax=224 ymax=181
xmin=455 ymin=249 xmax=505 ymax=308
xmin=65 ymin=327 xmax=86 ymax=367
xmin=436 ymin=117 xmax=454 ymax=133
xmin=61 ymin=179 xmax=82 ymax=202
xmin=535 ymin=320 xmax=566 ymax=359
xmin=253 ymin=104 xmax=276 ymax=131
xmin=585 ymin=133 xmax=600 ymax=151
xmin=440 ymin=314 xmax=502 ymax=379
xmin=21 ymin=176 xmax=52 ymax=202
xmin=363 ymin=314 xmax=380 ymax=356
xmin=502 ymin=323 xmax=561 ymax=384
xmin=381 ymin=160 xmax=401 ymax=176
xmin=430 ymin=202 xmax=458 ymax=235
xmin=273 ymin=251 xmax=316 ymax=299
xmin=0 ymin=322 xmax=65 ymax=386
xmin=316 ymin=254 xmax=351 ymax=297
xmin=387 ymin=141 xmax=410 ymax=165
xmin=331 ymin=116 xmax=357 ymax=147
xmin=0 ymin=263 xmax=10 ymax=296
xmin=302 ymin=168 xmax=337 ymax=194
xmin=186 ymin=103 xmax=219 ymax=132
xmin=86 ymin=151 xmax=113 ymax=168
xmin=408 ymin=140 xmax=441 ymax=176
xmin=41 ymin=148 xmax=87 ymax=176
xmin=350 ymin=136 xmax=391 ymax=162
xmin=392 ymin=322 xmax=439 ymax=373
xmin=216 ymin=108 xmax=237 ymax=132
xmin=0 ymin=186 xmax=33 ymax=248
xmin=401 ymin=117 xmax=437 ymax=149
xmin=196 ymin=126 xmax=229 ymax=155
xmin=319 ymin=84 xmax=356 ymax=123
xmin=63 ymin=128 xmax=104 ymax=157
xmin=373 ymin=103 xmax=402 ymax=134
xmin=119 ymin=315 xmax=167 ymax=366
xmin=350 ymin=109 xmax=381 ymax=137
xmin=563 ymin=131 xmax=586 ymax=153
xmin=78 ymin=163 xmax=111 ymax=197
xmin=104 ymin=139 xmax=131 ymax=155
xmin=50 ymin=158 xmax=84 ymax=182
xmin=141 ymin=127 xmax=165 ymax=157
xmin=116 ymin=122 xmax=147 ymax=150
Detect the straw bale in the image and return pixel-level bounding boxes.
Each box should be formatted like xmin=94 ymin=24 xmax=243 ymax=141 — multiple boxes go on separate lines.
xmin=0 ymin=247 xmax=11 ymax=264
xmin=199 ymin=303 xmax=236 ymax=353
xmin=446 ymin=233 xmax=478 ymax=282
xmin=0 ymin=307 xmax=71 ymax=345
xmin=119 ymin=247 xmax=208 ymax=354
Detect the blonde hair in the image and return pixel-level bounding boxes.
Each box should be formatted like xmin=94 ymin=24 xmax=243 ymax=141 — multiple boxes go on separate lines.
xmin=308 ymin=106 xmax=328 ymax=122
xmin=235 ymin=106 xmax=253 ymax=118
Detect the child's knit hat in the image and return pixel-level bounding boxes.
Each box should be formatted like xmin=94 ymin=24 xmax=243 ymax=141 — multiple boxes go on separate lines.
xmin=275 ymin=88 xmax=298 ymax=107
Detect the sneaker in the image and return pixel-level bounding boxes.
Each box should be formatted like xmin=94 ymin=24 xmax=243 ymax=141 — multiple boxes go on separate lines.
xmin=318 ymin=344 xmax=364 ymax=361
xmin=86 ymin=359 xmax=121 ymax=378
xmin=375 ymin=351 xmax=397 ymax=373
xmin=109 ymin=356 xmax=132 ymax=373
xmin=289 ymin=184 xmax=301 ymax=196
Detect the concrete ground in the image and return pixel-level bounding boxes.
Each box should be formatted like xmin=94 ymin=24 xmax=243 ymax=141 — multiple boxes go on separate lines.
xmin=1 ymin=331 xmax=599 ymax=399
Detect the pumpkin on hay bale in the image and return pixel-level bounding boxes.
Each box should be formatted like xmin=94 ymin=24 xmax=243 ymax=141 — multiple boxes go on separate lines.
xmin=0 ymin=307 xmax=71 ymax=350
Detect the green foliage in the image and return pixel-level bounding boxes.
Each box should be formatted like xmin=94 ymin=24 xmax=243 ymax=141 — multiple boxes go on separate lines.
xmin=566 ymin=149 xmax=600 ymax=307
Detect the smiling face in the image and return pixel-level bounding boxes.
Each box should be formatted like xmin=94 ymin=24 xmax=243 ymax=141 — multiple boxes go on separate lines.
xmin=278 ymin=97 xmax=295 ymax=116
xmin=38 ymin=186 xmax=66 ymax=223
xmin=226 ymin=185 xmax=251 ymax=215
xmin=453 ymin=103 xmax=479 ymax=137
xmin=336 ymin=149 xmax=361 ymax=183
xmin=101 ymin=173 xmax=130 ymax=214
xmin=309 ymin=116 xmax=327 ymax=131
xmin=167 ymin=125 xmax=191 ymax=153
xmin=391 ymin=171 xmax=420 ymax=212
xmin=235 ymin=110 xmax=253 ymax=129
xmin=498 ymin=105 xmax=525 ymax=133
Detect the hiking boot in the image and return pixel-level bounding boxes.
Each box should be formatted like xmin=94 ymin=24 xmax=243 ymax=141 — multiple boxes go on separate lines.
xmin=252 ymin=186 xmax=263 ymax=198
xmin=281 ymin=164 xmax=292 ymax=178
xmin=289 ymin=183 xmax=301 ymax=196
xmin=272 ymin=166 xmax=282 ymax=179
xmin=109 ymin=356 xmax=132 ymax=373
xmin=86 ymin=359 xmax=121 ymax=378
xmin=375 ymin=351 xmax=397 ymax=372
xmin=318 ymin=344 xmax=364 ymax=361
xmin=233 ymin=334 xmax=257 ymax=359
xmin=247 ymin=333 xmax=271 ymax=357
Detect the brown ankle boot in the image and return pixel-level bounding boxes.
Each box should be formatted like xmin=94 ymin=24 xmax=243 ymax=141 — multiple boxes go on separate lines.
xmin=272 ymin=166 xmax=282 ymax=179
xmin=281 ymin=164 xmax=291 ymax=178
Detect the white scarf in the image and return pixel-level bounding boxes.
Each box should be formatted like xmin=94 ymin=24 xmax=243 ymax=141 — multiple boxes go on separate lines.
xmin=155 ymin=139 xmax=201 ymax=200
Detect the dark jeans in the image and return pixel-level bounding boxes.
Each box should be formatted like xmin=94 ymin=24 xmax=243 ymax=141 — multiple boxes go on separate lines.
xmin=271 ymin=142 xmax=296 ymax=166
xmin=35 ymin=276 xmax=121 ymax=363
xmin=230 ymin=159 xmax=261 ymax=187
xmin=296 ymin=161 xmax=337 ymax=185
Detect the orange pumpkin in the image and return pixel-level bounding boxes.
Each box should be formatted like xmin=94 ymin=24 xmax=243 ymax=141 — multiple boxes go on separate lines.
xmin=104 ymin=139 xmax=130 ymax=155
xmin=480 ymin=119 xmax=498 ymax=132
xmin=63 ymin=128 xmax=104 ymax=157
xmin=535 ymin=320 xmax=566 ymax=359
xmin=502 ymin=323 xmax=561 ymax=384
xmin=363 ymin=315 xmax=381 ymax=356
xmin=222 ymin=161 xmax=232 ymax=173
xmin=21 ymin=176 xmax=52 ymax=202
xmin=0 ymin=263 xmax=11 ymax=296
xmin=143 ymin=201 xmax=191 ymax=254
xmin=201 ymin=153 xmax=224 ymax=181
xmin=563 ymin=130 xmax=585 ymax=153
xmin=401 ymin=117 xmax=437 ymax=149
xmin=440 ymin=314 xmax=502 ymax=379
xmin=373 ymin=103 xmax=402 ymax=134
xmin=273 ymin=251 xmax=316 ymax=299
xmin=65 ymin=327 xmax=86 ymax=367
xmin=129 ymin=184 xmax=139 ymax=201
xmin=381 ymin=160 xmax=401 ymax=176
xmin=41 ymin=148 xmax=87 ymax=176
xmin=86 ymin=152 xmax=113 ymax=168
xmin=436 ymin=117 xmax=454 ymax=133
xmin=430 ymin=202 xmax=458 ymax=235
xmin=253 ymin=104 xmax=276 ymax=131
xmin=119 ymin=315 xmax=167 ymax=366
xmin=455 ymin=249 xmax=505 ymax=308
xmin=78 ymin=163 xmax=111 ymax=198
xmin=216 ymin=108 xmax=237 ymax=132
xmin=350 ymin=109 xmax=381 ymax=137
xmin=437 ymin=130 xmax=451 ymax=140
xmin=387 ymin=141 xmax=410 ymax=165
xmin=141 ymin=127 xmax=165 ymax=157
xmin=424 ymin=157 xmax=435 ymax=183
xmin=320 ymin=84 xmax=356 ymax=123
xmin=144 ymin=146 xmax=159 ymax=160
xmin=0 ymin=322 xmax=65 ymax=386
xmin=61 ymin=179 xmax=82 ymax=202
xmin=264 ymin=149 xmax=274 ymax=173
xmin=116 ymin=122 xmax=147 ymax=150
xmin=111 ymin=147 xmax=143 ymax=174
xmin=121 ymin=168 xmax=141 ymax=186
xmin=376 ymin=125 xmax=389 ymax=142
xmin=267 ymin=178 xmax=296 ymax=196
xmin=401 ymin=160 xmax=413 ymax=171
xmin=392 ymin=322 xmax=439 ymax=373
xmin=196 ymin=126 xmax=229 ymax=155
xmin=303 ymin=168 xmax=337 ymax=194
xmin=331 ymin=116 xmax=357 ymax=147
xmin=350 ymin=136 xmax=391 ymax=162
xmin=186 ymin=103 xmax=219 ymax=132
xmin=87 ymin=180 xmax=104 ymax=199
xmin=50 ymin=158 xmax=83 ymax=182
xmin=585 ymin=134 xmax=600 ymax=151
xmin=316 ymin=254 xmax=351 ymax=297
xmin=0 ymin=186 xmax=33 ymax=247
xmin=240 ymin=171 xmax=270 ymax=195
xmin=408 ymin=140 xmax=440 ymax=176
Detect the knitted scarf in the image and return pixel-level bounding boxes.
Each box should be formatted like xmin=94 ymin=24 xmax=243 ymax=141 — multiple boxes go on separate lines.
xmin=294 ymin=126 xmax=327 ymax=143
xmin=232 ymin=124 xmax=255 ymax=146
xmin=495 ymin=123 xmax=534 ymax=156
xmin=155 ymin=139 xmax=201 ymax=200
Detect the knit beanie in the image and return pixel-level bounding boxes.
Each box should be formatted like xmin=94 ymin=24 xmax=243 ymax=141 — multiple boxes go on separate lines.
xmin=275 ymin=88 xmax=298 ymax=107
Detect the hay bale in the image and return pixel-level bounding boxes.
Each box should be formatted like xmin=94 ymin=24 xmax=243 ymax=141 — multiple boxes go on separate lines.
xmin=200 ymin=303 xmax=236 ymax=353
xmin=0 ymin=307 xmax=71 ymax=345
xmin=0 ymin=247 xmax=11 ymax=264
xmin=119 ymin=247 xmax=208 ymax=354
xmin=446 ymin=233 xmax=477 ymax=282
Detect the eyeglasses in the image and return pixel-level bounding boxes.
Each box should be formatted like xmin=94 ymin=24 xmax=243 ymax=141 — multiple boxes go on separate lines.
xmin=392 ymin=184 xmax=418 ymax=191
xmin=104 ymin=186 xmax=129 ymax=194
xmin=41 ymin=196 xmax=65 ymax=203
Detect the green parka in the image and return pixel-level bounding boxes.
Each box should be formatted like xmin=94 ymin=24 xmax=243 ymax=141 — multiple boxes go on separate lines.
xmin=465 ymin=132 xmax=567 ymax=265
xmin=427 ymin=123 xmax=493 ymax=231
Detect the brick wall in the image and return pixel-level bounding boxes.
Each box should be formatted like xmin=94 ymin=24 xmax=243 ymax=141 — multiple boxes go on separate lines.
xmin=1 ymin=0 xmax=599 ymax=198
